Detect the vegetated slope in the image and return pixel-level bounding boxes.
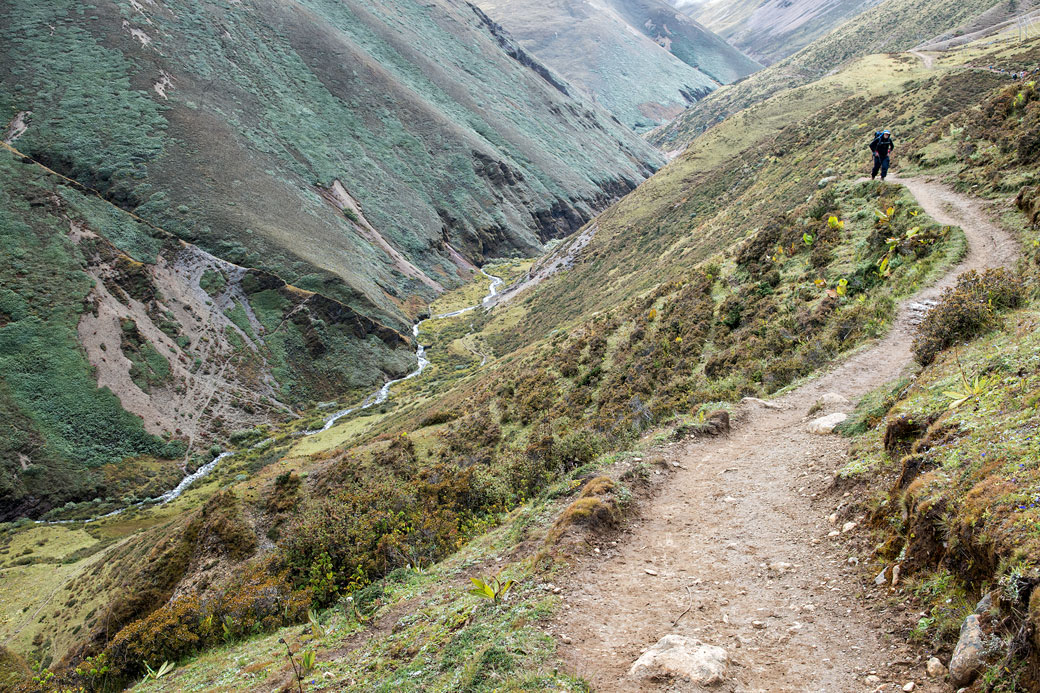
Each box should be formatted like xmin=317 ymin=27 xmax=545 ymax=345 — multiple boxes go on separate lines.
xmin=674 ymin=0 xmax=880 ymax=65
xmin=0 ymin=0 xmax=661 ymax=338
xmin=0 ymin=150 xmax=413 ymax=522
xmin=6 ymin=30 xmax=1036 ymax=693
xmin=651 ymin=0 xmax=1017 ymax=148
xmin=473 ymin=0 xmax=760 ymax=131
xmin=0 ymin=0 xmax=663 ymax=514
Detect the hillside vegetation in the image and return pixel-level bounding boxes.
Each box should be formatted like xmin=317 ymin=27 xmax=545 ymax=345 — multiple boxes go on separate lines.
xmin=2 ymin=1 xmax=1040 ymax=690
xmin=473 ymin=0 xmax=760 ymax=131
xmin=831 ymin=44 xmax=1040 ymax=688
xmin=676 ymin=0 xmax=878 ymax=65
xmin=651 ymin=0 xmax=1019 ymax=148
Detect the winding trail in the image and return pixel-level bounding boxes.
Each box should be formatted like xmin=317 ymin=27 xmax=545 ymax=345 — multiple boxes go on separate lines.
xmin=553 ymin=178 xmax=1019 ymax=692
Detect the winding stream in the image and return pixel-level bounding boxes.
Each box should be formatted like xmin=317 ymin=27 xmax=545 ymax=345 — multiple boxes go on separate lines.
xmin=34 ymin=269 xmax=504 ymax=525
xmin=36 ymin=451 xmax=238 ymax=525
xmin=307 ymin=268 xmax=503 ymax=434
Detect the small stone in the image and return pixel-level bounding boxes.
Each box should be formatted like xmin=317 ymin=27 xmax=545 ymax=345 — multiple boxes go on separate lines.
xmin=768 ymin=562 xmax=794 ymax=573
xmin=629 ymin=635 xmax=728 ymax=685
xmin=322 ymin=672 xmax=335 ymax=680
xmin=874 ymin=567 xmax=889 ymax=586
xmin=950 ymin=614 xmax=985 ymax=687
xmin=842 ymin=521 xmax=857 ymax=533
xmin=926 ymin=657 xmax=946 ymax=678
xmin=644 ymin=569 xmax=658 ymax=576
xmin=903 ymin=682 xmax=916 ymax=692
xmin=740 ymin=396 xmax=781 ymax=410
xmin=828 ymin=530 xmax=840 ymax=537
xmin=827 ymin=513 xmax=838 ymax=524
xmin=821 ymin=392 xmax=850 ymax=406
xmin=561 ymin=635 xmax=573 ymax=644
xmin=751 ymin=620 xmax=766 ymax=629
xmin=865 ymin=675 xmax=881 ymax=685
xmin=891 ymin=563 xmax=901 ymax=586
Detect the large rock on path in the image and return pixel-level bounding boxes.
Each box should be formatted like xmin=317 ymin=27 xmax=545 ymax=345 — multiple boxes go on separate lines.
xmin=950 ymin=614 xmax=985 ymax=687
xmin=630 ymin=635 xmax=728 ymax=686
xmin=807 ymin=412 xmax=847 ymax=434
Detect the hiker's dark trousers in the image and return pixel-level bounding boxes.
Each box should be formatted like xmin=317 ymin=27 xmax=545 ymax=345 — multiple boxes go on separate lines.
xmin=872 ymin=154 xmax=890 ymax=179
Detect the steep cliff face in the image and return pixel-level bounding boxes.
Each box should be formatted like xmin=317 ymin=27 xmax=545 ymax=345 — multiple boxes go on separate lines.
xmin=0 ymin=0 xmax=662 ymax=331
xmin=473 ymin=0 xmax=760 ymax=131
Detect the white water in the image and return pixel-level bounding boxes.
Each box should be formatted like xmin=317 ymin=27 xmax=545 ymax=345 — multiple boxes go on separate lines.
xmin=308 ymin=268 xmax=504 ymax=434
xmin=36 ymin=451 xmax=237 ymax=525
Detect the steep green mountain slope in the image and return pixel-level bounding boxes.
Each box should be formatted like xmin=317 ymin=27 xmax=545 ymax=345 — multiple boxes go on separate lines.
xmin=651 ymin=0 xmax=1018 ymax=148
xmin=473 ymin=0 xmax=760 ymax=131
xmin=0 ymin=0 xmax=664 ymax=516
xmin=674 ymin=0 xmax=880 ymax=65
xmin=0 ymin=0 xmax=661 ymax=315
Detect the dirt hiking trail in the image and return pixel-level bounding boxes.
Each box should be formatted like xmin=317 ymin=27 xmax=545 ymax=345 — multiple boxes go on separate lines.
xmin=552 ymin=177 xmax=1020 ymax=692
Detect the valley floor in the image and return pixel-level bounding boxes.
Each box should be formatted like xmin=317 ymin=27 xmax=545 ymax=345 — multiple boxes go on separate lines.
xmin=551 ymin=177 xmax=1020 ymax=691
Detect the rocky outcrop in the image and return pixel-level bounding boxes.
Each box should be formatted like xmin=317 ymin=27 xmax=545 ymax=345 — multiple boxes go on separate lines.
xmin=468 ymin=3 xmax=572 ymax=96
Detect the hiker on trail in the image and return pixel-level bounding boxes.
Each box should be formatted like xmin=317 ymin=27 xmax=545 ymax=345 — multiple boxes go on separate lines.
xmin=869 ymin=130 xmax=895 ymax=181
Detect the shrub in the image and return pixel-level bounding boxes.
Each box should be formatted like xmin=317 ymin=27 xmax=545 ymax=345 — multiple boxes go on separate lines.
xmin=103 ymin=564 xmax=306 ymax=684
xmin=546 ymin=476 xmax=622 ymax=545
xmin=912 ymin=269 xmax=1023 ymax=365
xmin=553 ymin=429 xmax=603 ymax=472
xmin=0 ymin=646 xmax=30 ymax=692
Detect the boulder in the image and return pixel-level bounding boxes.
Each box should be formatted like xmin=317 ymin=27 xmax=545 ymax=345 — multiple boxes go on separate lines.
xmin=807 ymin=413 xmax=847 ymax=434
xmin=820 ymin=392 xmax=850 ymax=406
xmin=629 ymin=635 xmax=728 ymax=686
xmin=949 ymin=614 xmax=985 ymax=687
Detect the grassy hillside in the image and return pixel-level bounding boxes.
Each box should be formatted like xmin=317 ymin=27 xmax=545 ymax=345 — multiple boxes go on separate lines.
xmin=0 ymin=149 xmax=414 ymax=521
xmin=680 ymin=0 xmax=879 ymax=65
xmin=830 ymin=47 xmax=1040 ymax=687
xmin=473 ymin=0 xmax=760 ymax=131
xmin=651 ymin=0 xmax=1014 ymax=148
xmin=0 ymin=0 xmax=661 ymax=327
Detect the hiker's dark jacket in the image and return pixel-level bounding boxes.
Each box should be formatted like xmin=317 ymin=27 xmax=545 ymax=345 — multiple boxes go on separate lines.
xmin=870 ymin=134 xmax=895 ymax=158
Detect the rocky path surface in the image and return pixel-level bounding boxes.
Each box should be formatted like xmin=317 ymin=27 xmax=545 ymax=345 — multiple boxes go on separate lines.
xmin=552 ymin=178 xmax=1019 ymax=692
